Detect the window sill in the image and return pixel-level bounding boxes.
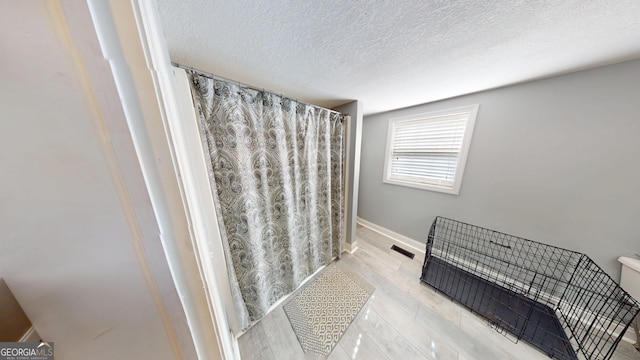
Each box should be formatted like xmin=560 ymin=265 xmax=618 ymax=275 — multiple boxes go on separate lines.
xmin=382 ymin=177 xmax=460 ymax=195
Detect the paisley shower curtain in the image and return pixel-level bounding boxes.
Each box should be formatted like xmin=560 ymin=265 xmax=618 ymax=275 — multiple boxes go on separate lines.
xmin=188 ymin=71 xmax=345 ymax=329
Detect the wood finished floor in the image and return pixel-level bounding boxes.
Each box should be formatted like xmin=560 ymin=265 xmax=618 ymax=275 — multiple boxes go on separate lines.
xmin=238 ymin=225 xmax=640 ymax=360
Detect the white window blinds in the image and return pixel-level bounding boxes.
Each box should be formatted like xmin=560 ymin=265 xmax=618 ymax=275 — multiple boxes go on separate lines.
xmin=383 ymin=105 xmax=478 ymax=194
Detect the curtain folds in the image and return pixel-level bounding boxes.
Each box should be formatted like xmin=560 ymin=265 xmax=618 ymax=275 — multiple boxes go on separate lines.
xmin=188 ymin=72 xmax=345 ymax=329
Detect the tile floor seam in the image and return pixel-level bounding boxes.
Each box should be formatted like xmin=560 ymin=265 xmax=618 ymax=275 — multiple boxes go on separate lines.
xmin=357 ymin=316 xmax=401 ymax=360
xmin=369 ymin=303 xmax=440 ymax=360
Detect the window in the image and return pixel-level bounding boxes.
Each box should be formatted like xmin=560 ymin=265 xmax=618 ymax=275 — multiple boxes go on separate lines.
xmin=383 ymin=104 xmax=479 ymax=194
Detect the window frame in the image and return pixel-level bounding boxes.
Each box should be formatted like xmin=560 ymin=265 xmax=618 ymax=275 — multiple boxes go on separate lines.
xmin=382 ymin=104 xmax=479 ymax=195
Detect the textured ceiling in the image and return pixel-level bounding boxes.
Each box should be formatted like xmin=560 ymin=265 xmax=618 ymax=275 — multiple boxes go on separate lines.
xmin=156 ymin=0 xmax=640 ymax=115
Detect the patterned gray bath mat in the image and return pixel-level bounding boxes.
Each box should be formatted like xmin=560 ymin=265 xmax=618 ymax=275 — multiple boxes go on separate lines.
xmin=283 ymin=262 xmax=375 ymax=355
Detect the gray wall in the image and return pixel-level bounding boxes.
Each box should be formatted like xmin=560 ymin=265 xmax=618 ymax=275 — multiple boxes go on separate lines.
xmin=359 ymin=59 xmax=640 ymax=278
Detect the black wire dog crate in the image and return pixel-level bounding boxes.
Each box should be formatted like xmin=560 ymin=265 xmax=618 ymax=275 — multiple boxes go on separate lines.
xmin=420 ymin=217 xmax=639 ymax=360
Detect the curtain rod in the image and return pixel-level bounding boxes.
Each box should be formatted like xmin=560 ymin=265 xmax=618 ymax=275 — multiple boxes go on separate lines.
xmin=172 ymin=62 xmax=344 ymax=117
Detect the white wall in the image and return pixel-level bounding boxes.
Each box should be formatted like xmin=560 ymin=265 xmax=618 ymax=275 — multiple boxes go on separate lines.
xmin=0 ymin=1 xmax=193 ymax=358
xmin=358 ymin=59 xmax=640 ymax=278
xmin=334 ymin=101 xmax=364 ymax=251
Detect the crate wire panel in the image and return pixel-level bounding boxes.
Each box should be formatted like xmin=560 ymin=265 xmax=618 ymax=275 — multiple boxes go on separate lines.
xmin=558 ymin=257 xmax=639 ymax=360
xmin=420 ymin=217 xmax=640 ymax=360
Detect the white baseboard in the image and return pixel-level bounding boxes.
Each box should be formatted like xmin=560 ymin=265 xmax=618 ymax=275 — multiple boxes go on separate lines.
xmin=356 ymin=217 xmax=425 ymax=256
xmin=20 ymin=327 xmax=39 ymax=342
xmin=344 ymin=240 xmax=359 ymax=254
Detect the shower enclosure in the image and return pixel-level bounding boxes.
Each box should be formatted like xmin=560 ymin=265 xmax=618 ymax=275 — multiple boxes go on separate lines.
xmin=187 ymin=69 xmax=348 ymax=330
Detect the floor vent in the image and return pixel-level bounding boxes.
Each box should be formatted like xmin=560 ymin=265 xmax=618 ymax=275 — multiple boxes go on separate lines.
xmin=391 ymin=245 xmax=415 ymax=259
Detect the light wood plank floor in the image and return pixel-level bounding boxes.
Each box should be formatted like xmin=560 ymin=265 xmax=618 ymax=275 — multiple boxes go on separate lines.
xmin=238 ymin=225 xmax=640 ymax=360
